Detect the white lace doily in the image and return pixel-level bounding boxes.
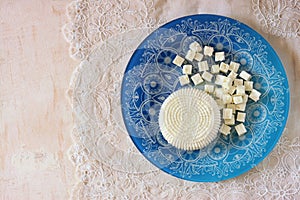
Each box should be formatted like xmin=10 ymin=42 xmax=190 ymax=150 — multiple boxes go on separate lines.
xmin=252 ymin=0 xmax=299 ymax=38
xmin=64 ymin=0 xmax=300 ymax=199
xmin=62 ymin=0 xmax=164 ymax=60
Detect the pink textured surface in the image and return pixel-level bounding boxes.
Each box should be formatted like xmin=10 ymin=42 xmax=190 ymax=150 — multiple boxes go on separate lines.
xmin=0 ymin=1 xmax=76 ymax=199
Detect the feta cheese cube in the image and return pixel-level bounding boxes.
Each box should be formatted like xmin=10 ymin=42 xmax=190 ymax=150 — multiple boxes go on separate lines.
xmin=202 ymin=71 xmax=213 ymax=82
xmin=172 ymin=55 xmax=185 ymax=67
xmin=222 ymin=77 xmax=233 ymax=91
xmin=222 ymin=81 xmax=231 ymax=91
xmin=227 ymin=86 xmax=236 ymax=95
xmin=203 ymin=46 xmax=214 ymax=56
xmin=228 ymin=71 xmax=238 ymax=79
xmin=178 ymin=75 xmax=190 ymax=86
xmin=189 ymin=41 xmax=202 ymax=52
xmin=182 ymin=64 xmax=192 ymax=75
xmin=215 ymin=52 xmax=225 ymax=61
xmin=223 ymin=108 xmax=233 ymax=119
xmin=223 ymin=77 xmax=232 ymax=84
xmin=204 ymin=84 xmax=215 ymax=94
xmin=215 ymin=75 xmax=226 ymax=85
xmin=185 ymin=50 xmax=196 ymax=61
xmin=233 ymin=95 xmax=243 ymax=104
xmin=235 ymin=123 xmax=247 ymax=136
xmin=227 ymin=104 xmax=236 ymax=114
xmin=211 ymin=64 xmax=220 ymax=74
xmin=249 ymin=89 xmax=261 ymax=102
xmin=224 ymin=116 xmax=235 ymax=125
xmin=243 ymin=94 xmax=249 ymax=103
xmin=229 ymin=61 xmax=240 ymax=72
xmin=214 ymin=87 xmax=224 ymax=99
xmin=198 ymin=61 xmax=209 ymax=72
xmin=234 ymin=79 xmax=243 ymax=86
xmin=220 ymin=62 xmax=229 ymax=73
xmin=237 ymin=112 xmax=246 ymax=122
xmin=222 ymin=94 xmax=232 ymax=104
xmin=194 ymin=53 xmax=203 ymax=61
xmin=220 ymin=124 xmax=231 ymax=135
xmin=239 ymin=70 xmax=252 ymax=81
xmin=216 ymin=99 xmax=225 ymax=109
xmin=191 ymin=73 xmax=203 ymax=85
xmin=236 ymin=85 xmax=245 ymax=95
xmin=236 ymin=103 xmax=246 ymax=111
xmin=244 ymin=81 xmax=253 ymax=91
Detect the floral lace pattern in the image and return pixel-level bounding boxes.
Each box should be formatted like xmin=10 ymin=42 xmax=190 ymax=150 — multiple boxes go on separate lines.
xmin=252 ymin=0 xmax=300 ymax=38
xmin=63 ymin=0 xmax=163 ymax=60
xmin=64 ymin=1 xmax=299 ymax=199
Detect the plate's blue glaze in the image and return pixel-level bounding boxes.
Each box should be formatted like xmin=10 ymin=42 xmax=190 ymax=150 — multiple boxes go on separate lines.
xmin=121 ymin=14 xmax=289 ymax=182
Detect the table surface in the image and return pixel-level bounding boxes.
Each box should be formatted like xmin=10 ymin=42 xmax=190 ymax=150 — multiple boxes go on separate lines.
xmin=0 ymin=1 xmax=76 ymax=199
xmin=1 ymin=0 xmax=299 ymax=199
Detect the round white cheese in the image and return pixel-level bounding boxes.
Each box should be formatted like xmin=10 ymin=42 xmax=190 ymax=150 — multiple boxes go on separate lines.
xmin=159 ymin=88 xmax=221 ymax=150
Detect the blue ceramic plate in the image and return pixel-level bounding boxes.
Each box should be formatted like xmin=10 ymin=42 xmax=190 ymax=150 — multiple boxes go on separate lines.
xmin=121 ymin=14 xmax=289 ymax=182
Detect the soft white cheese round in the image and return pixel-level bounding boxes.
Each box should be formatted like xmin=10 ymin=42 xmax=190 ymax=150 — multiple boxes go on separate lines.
xmin=159 ymin=88 xmax=221 ymax=150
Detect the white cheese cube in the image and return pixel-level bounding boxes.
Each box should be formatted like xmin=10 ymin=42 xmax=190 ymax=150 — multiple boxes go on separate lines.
xmin=179 ymin=75 xmax=190 ymax=86
xmin=223 ymin=77 xmax=232 ymax=84
xmin=236 ymin=85 xmax=245 ymax=95
xmin=244 ymin=81 xmax=253 ymax=91
xmin=228 ymin=71 xmax=238 ymax=79
xmin=220 ymin=124 xmax=231 ymax=135
xmin=211 ymin=64 xmax=220 ymax=74
xmin=227 ymin=86 xmax=236 ymax=95
xmin=215 ymin=75 xmax=226 ymax=85
xmin=239 ymin=70 xmax=252 ymax=81
xmin=222 ymin=94 xmax=232 ymax=104
xmin=233 ymin=95 xmax=243 ymax=104
xmin=243 ymin=94 xmax=249 ymax=103
xmin=202 ymin=71 xmax=213 ymax=82
xmin=214 ymin=88 xmax=224 ymax=99
xmin=215 ymin=52 xmax=225 ymax=62
xmin=229 ymin=61 xmax=240 ymax=72
xmin=182 ymin=64 xmax=192 ymax=75
xmin=224 ymin=116 xmax=235 ymax=125
xmin=234 ymin=79 xmax=243 ymax=86
xmin=185 ymin=50 xmax=196 ymax=61
xmin=198 ymin=61 xmax=209 ymax=72
xmin=220 ymin=62 xmax=229 ymax=73
xmin=223 ymin=108 xmax=233 ymax=119
xmin=237 ymin=112 xmax=246 ymax=122
xmin=236 ymin=103 xmax=246 ymax=111
xmin=227 ymin=104 xmax=236 ymax=114
xmin=249 ymin=89 xmax=261 ymax=102
xmin=204 ymin=84 xmax=215 ymax=94
xmin=222 ymin=77 xmax=233 ymax=91
xmin=191 ymin=73 xmax=203 ymax=85
xmin=189 ymin=41 xmax=202 ymax=52
xmin=194 ymin=53 xmax=203 ymax=61
xmin=172 ymin=55 xmax=185 ymax=67
xmin=216 ymin=99 xmax=225 ymax=110
xmin=203 ymin=46 xmax=214 ymax=56
xmin=235 ymin=123 xmax=247 ymax=136
xmin=222 ymin=81 xmax=231 ymax=91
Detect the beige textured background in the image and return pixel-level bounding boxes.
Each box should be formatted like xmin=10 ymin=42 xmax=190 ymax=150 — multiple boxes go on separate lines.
xmin=0 ymin=1 xmax=76 ymax=199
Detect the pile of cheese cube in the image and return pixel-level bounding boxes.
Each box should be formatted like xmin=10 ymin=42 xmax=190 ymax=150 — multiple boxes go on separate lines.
xmin=172 ymin=41 xmax=261 ymax=136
